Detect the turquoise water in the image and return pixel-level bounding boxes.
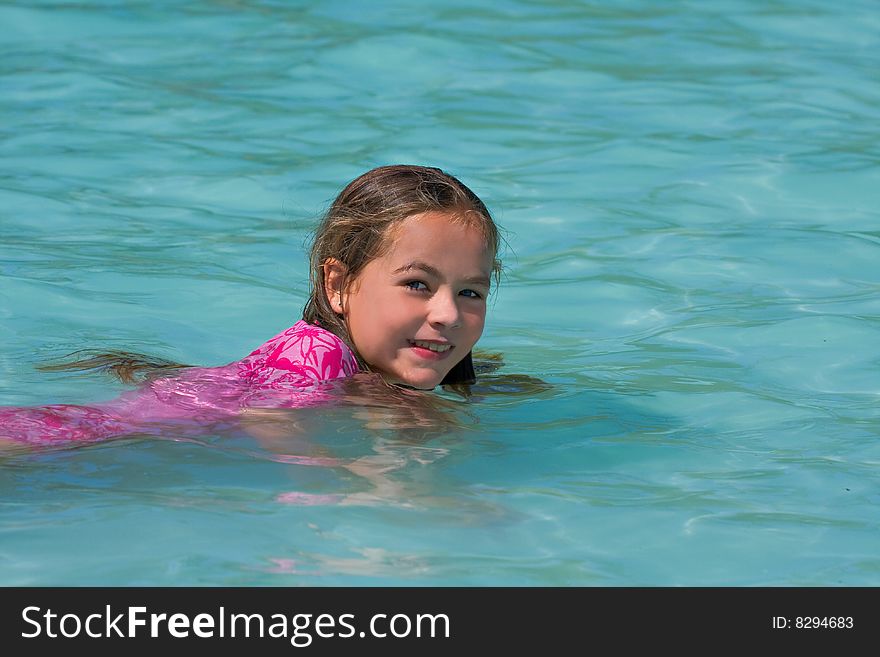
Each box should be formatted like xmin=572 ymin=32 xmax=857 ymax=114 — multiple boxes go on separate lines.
xmin=1 ymin=0 xmax=879 ymax=585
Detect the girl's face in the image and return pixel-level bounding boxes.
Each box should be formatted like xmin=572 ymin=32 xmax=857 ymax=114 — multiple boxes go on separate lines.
xmin=336 ymin=211 xmax=493 ymax=390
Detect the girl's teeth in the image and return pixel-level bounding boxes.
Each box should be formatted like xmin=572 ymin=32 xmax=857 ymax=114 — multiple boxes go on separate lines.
xmin=413 ymin=341 xmax=451 ymax=353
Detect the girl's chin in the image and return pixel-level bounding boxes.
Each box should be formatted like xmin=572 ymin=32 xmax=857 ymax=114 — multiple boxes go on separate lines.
xmin=380 ymin=370 xmax=445 ymax=391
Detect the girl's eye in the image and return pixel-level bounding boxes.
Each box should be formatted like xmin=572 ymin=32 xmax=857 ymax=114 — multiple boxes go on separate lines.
xmin=460 ymin=289 xmax=484 ymax=299
xmin=404 ymin=280 xmax=428 ymax=291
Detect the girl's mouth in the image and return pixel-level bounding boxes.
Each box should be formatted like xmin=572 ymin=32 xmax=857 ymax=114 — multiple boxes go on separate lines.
xmin=409 ymin=340 xmax=453 ymax=358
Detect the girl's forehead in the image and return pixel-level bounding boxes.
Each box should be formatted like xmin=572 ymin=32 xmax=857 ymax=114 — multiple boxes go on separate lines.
xmin=385 ymin=211 xmax=491 ymax=251
xmin=376 ymin=219 xmax=494 ymax=281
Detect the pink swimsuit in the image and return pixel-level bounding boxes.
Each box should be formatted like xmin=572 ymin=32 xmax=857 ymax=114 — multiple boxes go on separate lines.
xmin=0 ymin=321 xmax=358 ymax=446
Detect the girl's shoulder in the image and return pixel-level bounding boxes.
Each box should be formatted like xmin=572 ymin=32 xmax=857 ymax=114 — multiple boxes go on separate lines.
xmin=239 ymin=320 xmax=358 ymax=386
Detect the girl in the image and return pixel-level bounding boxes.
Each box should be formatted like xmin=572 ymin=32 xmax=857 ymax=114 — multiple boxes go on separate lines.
xmin=0 ymin=165 xmax=502 ymax=448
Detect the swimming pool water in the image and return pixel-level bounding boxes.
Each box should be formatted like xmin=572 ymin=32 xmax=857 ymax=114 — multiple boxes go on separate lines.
xmin=1 ymin=0 xmax=878 ymax=585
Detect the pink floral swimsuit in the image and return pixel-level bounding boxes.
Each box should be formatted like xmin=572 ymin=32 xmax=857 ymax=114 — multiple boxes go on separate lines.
xmin=0 ymin=321 xmax=358 ymax=446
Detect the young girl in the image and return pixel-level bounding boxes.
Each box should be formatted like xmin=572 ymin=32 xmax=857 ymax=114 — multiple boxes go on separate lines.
xmin=0 ymin=165 xmax=502 ymax=448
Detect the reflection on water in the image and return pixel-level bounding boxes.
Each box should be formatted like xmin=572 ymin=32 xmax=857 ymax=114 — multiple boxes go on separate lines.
xmin=3 ymin=349 xmax=554 ymax=514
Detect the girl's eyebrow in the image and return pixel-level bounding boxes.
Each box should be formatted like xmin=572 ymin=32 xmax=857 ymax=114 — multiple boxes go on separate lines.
xmin=393 ymin=261 xmax=491 ymax=287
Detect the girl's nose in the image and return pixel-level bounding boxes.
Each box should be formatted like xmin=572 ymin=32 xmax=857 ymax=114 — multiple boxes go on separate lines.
xmin=428 ymin=290 xmax=462 ymax=329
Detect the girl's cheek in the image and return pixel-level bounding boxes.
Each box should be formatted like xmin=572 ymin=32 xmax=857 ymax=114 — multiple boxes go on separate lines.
xmin=466 ymin=307 xmax=487 ymax=324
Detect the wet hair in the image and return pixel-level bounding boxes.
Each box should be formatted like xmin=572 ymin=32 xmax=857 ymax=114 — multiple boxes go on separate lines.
xmin=302 ymin=164 xmax=502 ymax=386
xmin=37 ymin=350 xmax=191 ymax=384
xmin=42 ymin=166 xmax=501 ymax=389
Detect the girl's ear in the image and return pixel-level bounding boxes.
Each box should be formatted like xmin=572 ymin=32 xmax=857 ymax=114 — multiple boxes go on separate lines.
xmin=323 ymin=258 xmax=347 ymax=315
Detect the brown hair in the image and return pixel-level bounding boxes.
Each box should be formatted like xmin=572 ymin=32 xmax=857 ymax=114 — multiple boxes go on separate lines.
xmin=302 ymin=164 xmax=502 ymax=385
xmin=37 ymin=350 xmax=191 ymax=384
xmin=41 ymin=166 xmax=501 ymax=389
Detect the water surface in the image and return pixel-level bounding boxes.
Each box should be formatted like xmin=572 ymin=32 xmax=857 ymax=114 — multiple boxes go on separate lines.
xmin=1 ymin=0 xmax=878 ymax=585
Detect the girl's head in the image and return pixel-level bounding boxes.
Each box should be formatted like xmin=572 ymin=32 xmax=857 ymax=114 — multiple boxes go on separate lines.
xmin=303 ymin=165 xmax=502 ymax=390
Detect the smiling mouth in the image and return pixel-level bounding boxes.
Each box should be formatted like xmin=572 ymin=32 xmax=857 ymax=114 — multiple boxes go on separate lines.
xmin=409 ymin=340 xmax=453 ymax=353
